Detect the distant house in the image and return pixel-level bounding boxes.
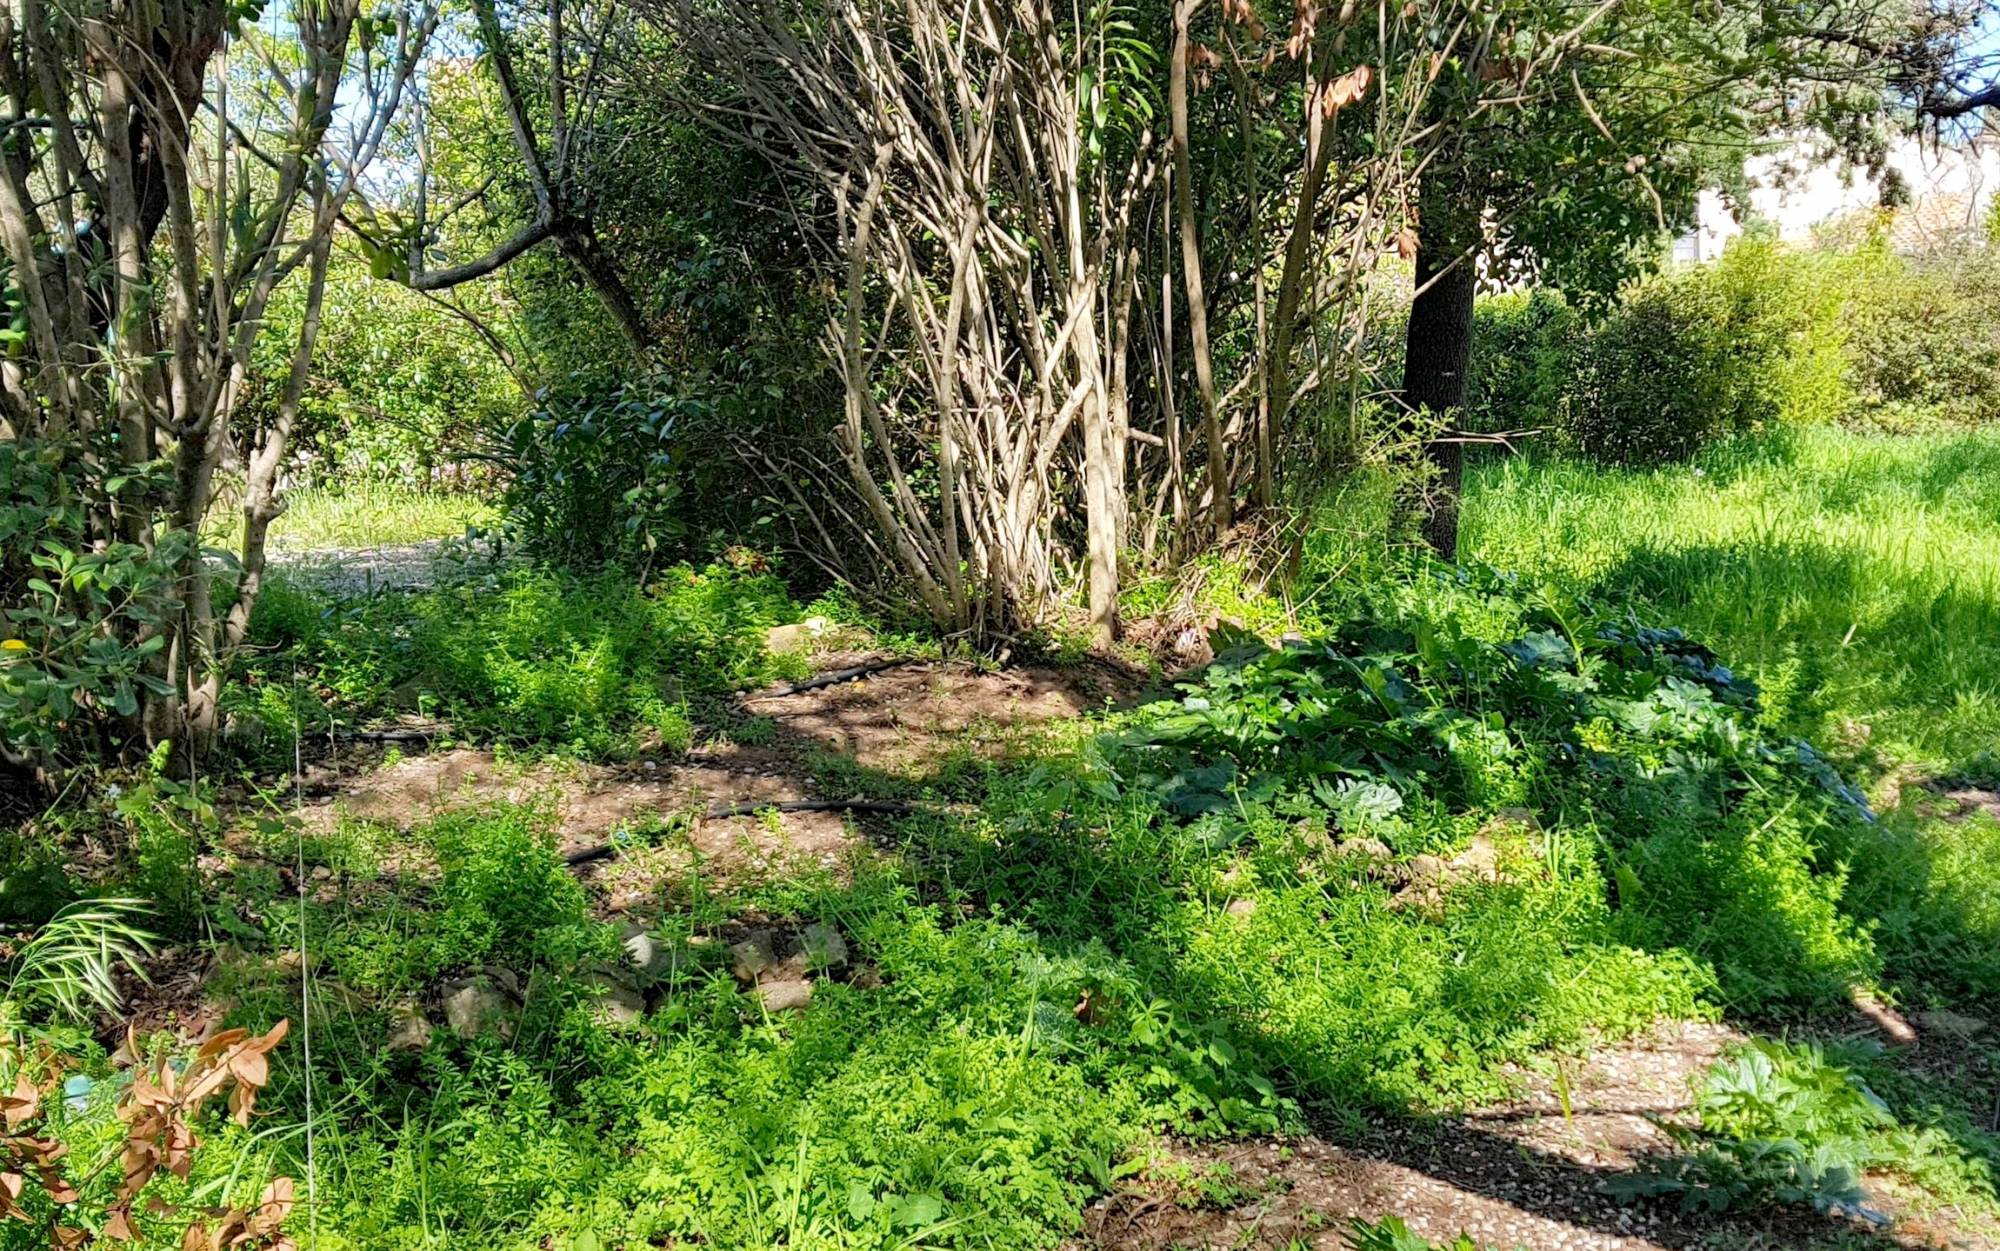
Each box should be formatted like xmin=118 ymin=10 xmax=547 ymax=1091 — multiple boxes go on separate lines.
xmin=1675 ymin=133 xmax=2000 ymax=260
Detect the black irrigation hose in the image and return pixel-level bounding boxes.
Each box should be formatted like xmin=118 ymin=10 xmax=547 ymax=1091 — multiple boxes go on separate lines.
xmin=742 ymin=658 xmax=912 ymax=701
xmin=562 ymin=798 xmax=922 ymax=867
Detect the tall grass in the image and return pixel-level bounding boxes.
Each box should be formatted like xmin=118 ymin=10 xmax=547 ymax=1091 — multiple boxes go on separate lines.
xmin=1463 ymin=426 xmax=2000 ymax=779
xmin=206 ymin=480 xmax=497 ymax=552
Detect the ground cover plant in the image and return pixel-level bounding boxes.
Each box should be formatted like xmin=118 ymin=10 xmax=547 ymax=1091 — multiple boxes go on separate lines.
xmin=12 ymin=518 xmax=1999 ymax=1249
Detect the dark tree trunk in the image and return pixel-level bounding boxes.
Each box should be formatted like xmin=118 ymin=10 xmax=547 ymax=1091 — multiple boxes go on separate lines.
xmin=555 ymin=220 xmax=653 ymax=357
xmin=1402 ymin=192 xmax=1480 ymax=560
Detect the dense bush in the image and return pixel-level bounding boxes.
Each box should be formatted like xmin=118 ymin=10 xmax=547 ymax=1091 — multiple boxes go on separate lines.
xmin=238 ymin=254 xmax=520 ymax=486
xmin=1840 ymin=241 xmax=2000 ymax=429
xmin=1560 ymin=238 xmax=1849 ymax=463
xmin=1468 ymin=233 xmax=2000 ymax=464
xmin=0 ymin=438 xmax=184 ymax=770
xmin=1465 ymin=287 xmax=1578 ymax=450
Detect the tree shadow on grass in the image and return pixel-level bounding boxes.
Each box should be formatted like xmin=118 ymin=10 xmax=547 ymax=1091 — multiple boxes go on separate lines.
xmin=1573 ymin=536 xmax=2000 ymax=785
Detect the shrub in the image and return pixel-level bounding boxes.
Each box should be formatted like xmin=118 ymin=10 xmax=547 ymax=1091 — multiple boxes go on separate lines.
xmin=1466 ymin=287 xmax=1578 ymax=451
xmin=1534 ymin=237 xmax=1852 ymax=463
xmin=1563 ymin=268 xmax=1744 ymax=463
xmin=1841 ymin=242 xmax=2000 ymax=429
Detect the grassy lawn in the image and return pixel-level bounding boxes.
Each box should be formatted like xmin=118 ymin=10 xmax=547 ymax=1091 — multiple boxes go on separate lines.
xmin=1464 ymin=426 xmax=2000 ymax=782
xmin=205 ymin=480 xmax=498 ymax=552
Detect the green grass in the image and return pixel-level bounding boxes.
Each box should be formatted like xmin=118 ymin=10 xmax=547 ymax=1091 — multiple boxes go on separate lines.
xmin=1463 ymin=426 xmax=2000 ymax=780
xmin=206 ymin=481 xmax=497 ymax=551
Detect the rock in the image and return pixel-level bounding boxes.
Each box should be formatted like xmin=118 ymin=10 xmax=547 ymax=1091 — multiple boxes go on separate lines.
xmin=1336 ymin=837 xmax=1394 ymax=865
xmin=757 ymin=978 xmax=813 ymax=1012
xmin=1914 ymin=1009 xmax=1987 ymax=1039
xmin=1450 ymin=833 xmax=1503 ymax=882
xmin=386 ymin=1000 xmax=434 ymax=1052
xmin=1225 ymin=898 xmax=1258 ymax=918
xmin=441 ymin=975 xmax=519 ymax=1041
xmin=1406 ymin=853 xmax=1448 ymax=884
xmin=583 ymin=969 xmax=647 ymax=1028
xmin=729 ymin=932 xmax=779 ymax=984
xmin=481 ymin=965 xmax=523 ymax=999
xmin=799 ymin=923 xmax=849 ymax=972
xmin=621 ymin=923 xmax=690 ymax=984
xmin=765 ymin=616 xmax=835 ymax=655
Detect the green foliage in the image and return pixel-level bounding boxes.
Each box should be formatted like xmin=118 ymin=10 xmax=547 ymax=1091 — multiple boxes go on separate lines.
xmin=1466 ymin=288 xmax=1578 ymax=452
xmin=0 ymin=898 xmax=156 ymax=1020
xmin=495 ymin=376 xmax=693 ymax=572
xmin=1463 ymin=426 xmax=2000 ymax=782
xmin=1562 ymin=236 xmax=1846 ymax=463
xmin=238 ymin=251 xmax=519 ymax=485
xmin=1603 ymin=1039 xmax=1994 ymax=1221
xmin=0 ymin=439 xmax=184 ymax=767
xmin=242 ymin=563 xmax=802 ymax=757
xmin=1839 ymin=241 xmax=2000 ymax=430
xmin=1085 ymin=573 xmax=1878 ymax=1015
xmin=429 ymin=806 xmax=600 ymax=970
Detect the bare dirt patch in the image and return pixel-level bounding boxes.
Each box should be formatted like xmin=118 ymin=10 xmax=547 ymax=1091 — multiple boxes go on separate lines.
xmin=746 ymin=659 xmax=1140 ymax=774
xmin=1076 ymin=1021 xmax=1973 ymax=1251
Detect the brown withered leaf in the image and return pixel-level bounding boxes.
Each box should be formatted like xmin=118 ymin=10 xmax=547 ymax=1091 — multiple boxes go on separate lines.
xmin=1395 ymin=227 xmax=1420 ymax=260
xmin=1321 ymin=63 xmax=1372 ymax=114
xmin=247 ymin=1177 xmax=294 ymax=1237
xmin=2 ymin=1074 xmax=39 ymax=1130
xmin=105 ymin=1204 xmax=139 ymax=1241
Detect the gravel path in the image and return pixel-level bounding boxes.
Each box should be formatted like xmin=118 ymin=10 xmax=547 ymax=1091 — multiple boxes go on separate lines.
xmin=264 ymin=539 xmax=496 ymax=595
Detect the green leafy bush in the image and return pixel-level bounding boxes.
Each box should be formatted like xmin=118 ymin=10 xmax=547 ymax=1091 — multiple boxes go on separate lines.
xmin=1467 ymin=287 xmax=1578 ymax=450
xmin=1841 ymin=241 xmax=2000 ymax=430
xmin=1604 ymin=1039 xmax=1995 ymax=1220
xmin=1560 ymin=236 xmax=1849 ymax=464
xmin=0 ymin=439 xmax=185 ymax=768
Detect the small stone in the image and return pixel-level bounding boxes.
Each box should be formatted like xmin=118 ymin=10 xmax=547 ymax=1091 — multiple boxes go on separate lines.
xmin=621 ymin=923 xmax=687 ymax=984
xmin=310 ymin=866 xmax=333 ymax=881
xmin=583 ymin=969 xmax=647 ymax=1028
xmin=441 ymin=976 xmax=518 ymax=1041
xmin=1337 ymin=837 xmax=1394 ymax=864
xmin=481 ymin=965 xmax=523 ymax=999
xmin=730 ymin=932 xmax=778 ymax=984
xmin=799 ymin=923 xmax=849 ymax=971
xmin=1450 ymin=832 xmax=1503 ymax=881
xmin=757 ymin=978 xmax=812 ymax=1012
xmin=1225 ymin=898 xmax=1257 ymax=918
xmin=386 ymin=1000 xmax=434 ymax=1052
xmin=764 ymin=617 xmax=834 ymax=655
xmin=1407 ymin=853 xmax=1448 ymax=884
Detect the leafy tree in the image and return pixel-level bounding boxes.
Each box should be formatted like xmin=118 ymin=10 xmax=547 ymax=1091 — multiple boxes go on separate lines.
xmin=0 ymin=0 xmax=433 ymax=771
xmin=1399 ymin=0 xmax=1910 ymax=556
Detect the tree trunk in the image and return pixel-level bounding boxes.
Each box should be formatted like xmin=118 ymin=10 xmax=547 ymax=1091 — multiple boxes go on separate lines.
xmin=555 ymin=221 xmax=653 ymax=356
xmin=1403 ymin=190 xmax=1479 ymax=560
